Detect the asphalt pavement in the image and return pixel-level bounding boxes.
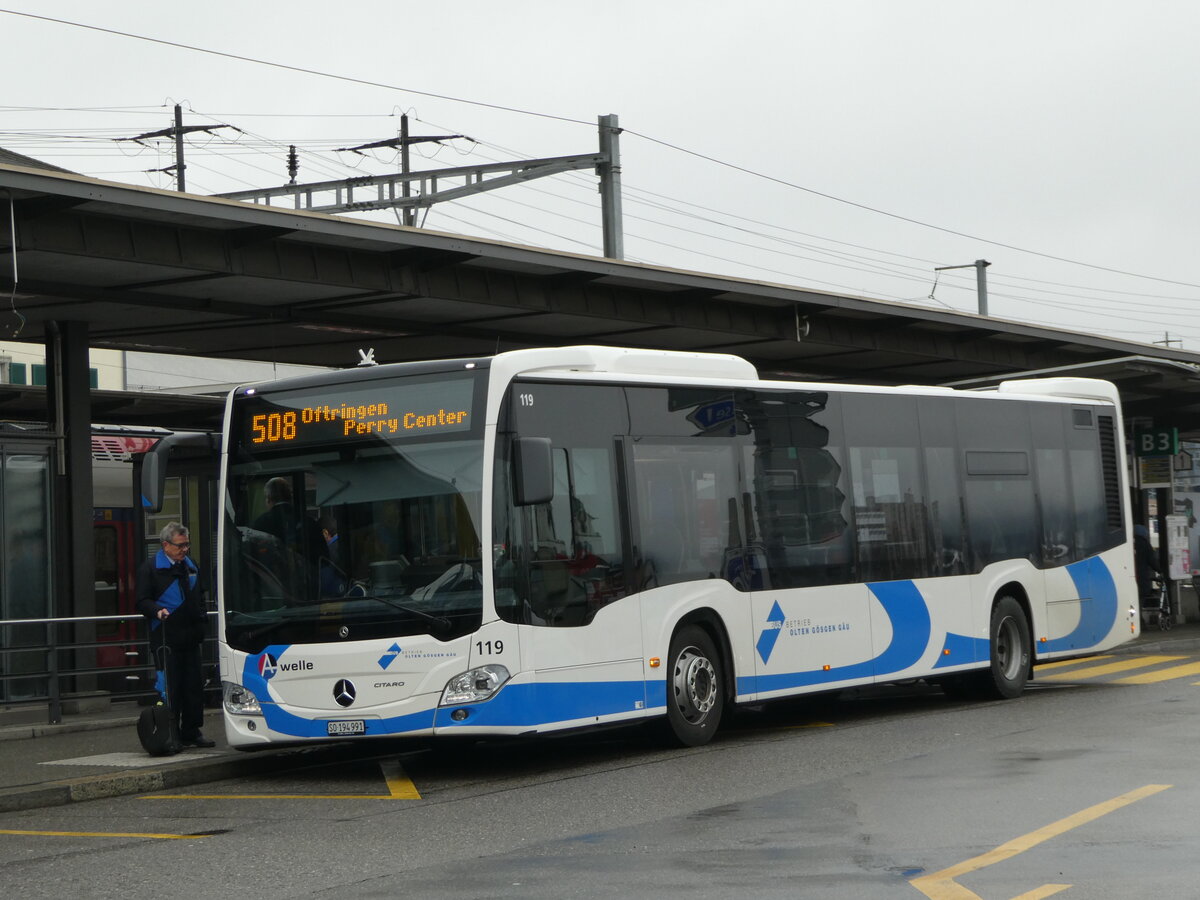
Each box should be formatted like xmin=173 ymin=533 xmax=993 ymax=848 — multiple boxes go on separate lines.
xmin=0 ymin=704 xmax=288 ymax=812
xmin=2 ymin=619 xmax=1199 ymax=814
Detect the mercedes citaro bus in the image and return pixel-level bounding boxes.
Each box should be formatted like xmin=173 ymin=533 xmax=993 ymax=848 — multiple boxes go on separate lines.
xmin=182 ymin=346 xmax=1136 ymax=748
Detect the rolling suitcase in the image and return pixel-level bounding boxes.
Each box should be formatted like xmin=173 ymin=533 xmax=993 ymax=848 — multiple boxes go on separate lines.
xmin=137 ymin=621 xmax=180 ymax=756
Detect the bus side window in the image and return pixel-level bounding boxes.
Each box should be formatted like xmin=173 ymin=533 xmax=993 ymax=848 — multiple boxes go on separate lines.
xmin=1068 ymin=413 xmax=1112 ymax=559
xmin=1030 ymin=404 xmax=1076 ymax=566
xmin=520 ymin=446 xmax=626 ymax=626
xmin=918 ymin=396 xmax=966 ymax=576
xmin=738 ymin=389 xmax=852 ymax=590
xmin=631 ymin=443 xmax=738 ymax=587
xmin=842 ymin=394 xmax=930 ymax=583
xmin=495 ymin=381 xmax=629 ymax=628
xmin=957 ymin=398 xmax=1039 ymax=570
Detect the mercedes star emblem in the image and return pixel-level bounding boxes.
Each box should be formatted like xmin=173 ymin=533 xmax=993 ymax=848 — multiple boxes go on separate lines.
xmin=333 ymin=679 xmax=356 ymax=708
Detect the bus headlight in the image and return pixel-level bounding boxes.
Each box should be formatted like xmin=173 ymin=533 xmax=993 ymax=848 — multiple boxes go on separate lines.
xmin=223 ymin=681 xmax=262 ymax=715
xmin=440 ymin=665 xmax=510 ymax=705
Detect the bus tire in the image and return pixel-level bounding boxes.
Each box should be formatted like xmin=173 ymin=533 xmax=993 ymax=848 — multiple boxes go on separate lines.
xmin=939 ymin=596 xmax=1030 ymax=701
xmin=664 ymin=625 xmax=724 ymax=747
xmin=982 ymin=595 xmax=1030 ymax=699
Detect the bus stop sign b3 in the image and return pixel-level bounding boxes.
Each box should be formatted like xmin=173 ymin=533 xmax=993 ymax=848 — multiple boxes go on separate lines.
xmin=1135 ymin=428 xmax=1178 ymax=457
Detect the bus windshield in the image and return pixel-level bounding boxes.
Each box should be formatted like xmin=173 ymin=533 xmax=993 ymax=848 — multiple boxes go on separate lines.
xmin=222 ymin=369 xmax=486 ymax=653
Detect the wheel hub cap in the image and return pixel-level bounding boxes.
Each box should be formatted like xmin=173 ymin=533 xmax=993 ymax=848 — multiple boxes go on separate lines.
xmin=673 ymin=648 xmax=717 ymax=721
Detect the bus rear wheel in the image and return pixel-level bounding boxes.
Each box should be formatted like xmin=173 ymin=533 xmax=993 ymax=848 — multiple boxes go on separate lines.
xmin=665 ymin=625 xmax=724 ymax=747
xmin=985 ymin=596 xmax=1031 ymax=699
xmin=939 ymin=596 xmax=1030 ymax=701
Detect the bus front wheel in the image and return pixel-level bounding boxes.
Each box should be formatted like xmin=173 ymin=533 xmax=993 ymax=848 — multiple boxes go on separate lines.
xmin=665 ymin=625 xmax=724 ymax=747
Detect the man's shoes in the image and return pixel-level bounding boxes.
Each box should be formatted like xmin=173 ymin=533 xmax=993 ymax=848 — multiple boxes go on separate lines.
xmin=180 ymin=733 xmax=216 ymax=748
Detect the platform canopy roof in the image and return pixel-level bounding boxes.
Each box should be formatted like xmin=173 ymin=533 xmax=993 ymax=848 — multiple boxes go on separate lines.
xmin=0 ymin=383 xmax=223 ymax=432
xmin=3 ymin=160 xmax=1200 ymax=433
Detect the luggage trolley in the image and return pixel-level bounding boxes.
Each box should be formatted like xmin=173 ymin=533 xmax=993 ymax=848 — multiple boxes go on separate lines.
xmin=1141 ymin=577 xmax=1172 ymax=632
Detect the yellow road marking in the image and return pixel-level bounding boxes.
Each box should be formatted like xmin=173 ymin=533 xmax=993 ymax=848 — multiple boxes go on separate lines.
xmin=0 ymin=829 xmax=205 ymax=840
xmin=1034 ymin=655 xmax=1109 ymax=671
xmin=1037 ymin=655 xmax=1185 ymax=681
xmin=1113 ymin=661 xmax=1200 ymax=685
xmin=909 ymin=784 xmax=1170 ymax=900
xmin=147 ymin=794 xmax=398 ymax=800
xmin=380 ymin=758 xmax=421 ymax=798
xmin=144 ymin=758 xmax=422 ymax=801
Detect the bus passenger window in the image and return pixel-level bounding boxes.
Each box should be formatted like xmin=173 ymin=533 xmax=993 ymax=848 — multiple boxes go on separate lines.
xmin=738 ymin=389 xmax=852 ymax=590
xmin=503 ymin=443 xmax=626 ymax=627
xmin=631 ymin=442 xmax=738 ymax=589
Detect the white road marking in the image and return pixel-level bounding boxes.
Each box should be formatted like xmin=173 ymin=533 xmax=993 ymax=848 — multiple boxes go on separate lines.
xmin=40 ymin=751 xmax=221 ymax=768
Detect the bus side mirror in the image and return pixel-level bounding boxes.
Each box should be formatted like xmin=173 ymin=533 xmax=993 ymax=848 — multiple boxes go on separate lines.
xmin=140 ymin=431 xmax=220 ymax=513
xmin=513 ymin=437 xmax=553 ymax=506
xmin=141 ymin=443 xmax=167 ymax=513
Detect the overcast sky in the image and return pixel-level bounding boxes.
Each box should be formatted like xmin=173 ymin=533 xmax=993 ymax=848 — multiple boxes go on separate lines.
xmin=3 ymin=1 xmax=1199 ymax=370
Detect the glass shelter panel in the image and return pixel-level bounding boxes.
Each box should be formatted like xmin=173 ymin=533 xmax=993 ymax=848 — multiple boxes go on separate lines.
xmin=1 ymin=450 xmax=51 ymax=701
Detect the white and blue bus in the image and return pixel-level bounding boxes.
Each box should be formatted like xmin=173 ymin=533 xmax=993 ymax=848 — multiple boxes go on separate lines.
xmin=215 ymin=346 xmax=1137 ymax=748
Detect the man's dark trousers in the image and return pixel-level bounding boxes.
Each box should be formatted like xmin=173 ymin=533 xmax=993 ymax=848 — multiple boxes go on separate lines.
xmin=162 ymin=641 xmax=205 ymax=741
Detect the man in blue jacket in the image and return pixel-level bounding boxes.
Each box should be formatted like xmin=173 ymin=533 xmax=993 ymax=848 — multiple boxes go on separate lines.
xmin=136 ymin=522 xmax=214 ymax=748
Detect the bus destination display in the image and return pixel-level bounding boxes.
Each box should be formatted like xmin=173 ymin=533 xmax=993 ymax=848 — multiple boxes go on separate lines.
xmin=243 ymin=376 xmax=475 ymax=448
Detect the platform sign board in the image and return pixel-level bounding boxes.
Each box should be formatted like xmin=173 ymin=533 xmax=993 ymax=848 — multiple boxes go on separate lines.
xmin=1139 ymin=456 xmax=1173 ymax=489
xmin=1135 ymin=428 xmax=1179 ymax=457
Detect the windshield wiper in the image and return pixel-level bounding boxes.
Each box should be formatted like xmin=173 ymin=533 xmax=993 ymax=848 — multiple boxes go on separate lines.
xmin=227 ymin=614 xmax=301 ymax=645
xmin=355 ymin=595 xmax=453 ymax=633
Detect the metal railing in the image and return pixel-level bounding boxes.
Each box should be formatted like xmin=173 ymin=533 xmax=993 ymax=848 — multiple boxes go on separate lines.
xmin=0 ymin=612 xmax=218 ymax=725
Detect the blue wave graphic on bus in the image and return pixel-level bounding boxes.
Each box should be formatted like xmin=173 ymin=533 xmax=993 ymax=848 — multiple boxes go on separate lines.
xmin=239 ymin=558 xmax=1119 ymax=738
xmin=932 ymin=633 xmax=989 ymax=668
xmin=745 ymin=580 xmax=931 ymax=694
xmin=437 ymin=680 xmax=650 ymax=730
xmin=241 ymin=647 xmax=435 ymax=738
xmin=241 ymin=648 xmax=646 ymax=737
xmin=933 ymin=556 xmax=1118 ymax=665
xmin=1038 ymin=556 xmax=1118 ymax=654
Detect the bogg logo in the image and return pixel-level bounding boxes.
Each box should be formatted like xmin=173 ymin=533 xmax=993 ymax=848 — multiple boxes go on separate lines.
xmin=378 ymin=642 xmax=402 ymax=670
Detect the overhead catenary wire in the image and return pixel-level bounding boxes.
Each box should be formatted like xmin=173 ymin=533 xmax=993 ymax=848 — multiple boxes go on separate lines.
xmin=443 ymin=131 xmax=1200 ymax=313
xmin=13 ymin=114 xmax=1200 ymax=314
xmin=2 ymin=32 xmax=1198 ymax=342
xmin=4 ymin=5 xmax=1199 ymax=293
xmin=0 ymin=9 xmax=595 ymax=128
xmin=8 ymin=114 xmax=1192 ymax=341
